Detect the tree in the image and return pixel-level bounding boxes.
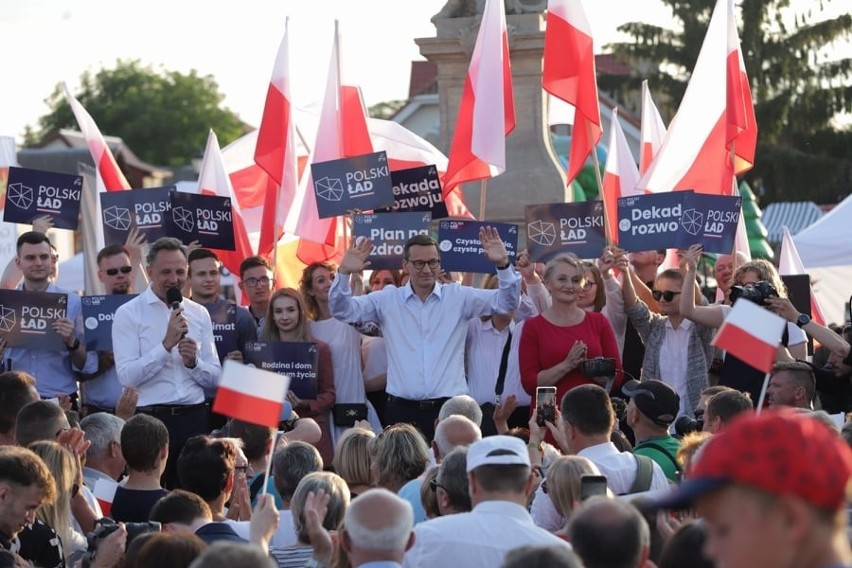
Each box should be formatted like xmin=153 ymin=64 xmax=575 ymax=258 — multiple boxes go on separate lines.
xmin=24 ymin=59 xmax=246 ymax=167
xmin=600 ymin=0 xmax=852 ymax=204
xmin=368 ymin=100 xmax=406 ymax=120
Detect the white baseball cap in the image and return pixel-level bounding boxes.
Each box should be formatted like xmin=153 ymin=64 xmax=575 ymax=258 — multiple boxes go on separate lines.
xmin=466 ymin=435 xmax=531 ymax=472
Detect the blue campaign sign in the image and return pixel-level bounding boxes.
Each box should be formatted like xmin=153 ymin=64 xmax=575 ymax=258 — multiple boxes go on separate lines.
xmin=353 ymin=212 xmax=431 ymax=270
xmin=437 ymin=220 xmax=518 ymax=274
xmin=100 ymin=186 xmax=174 ymax=246
xmin=377 ymin=165 xmax=449 ymax=218
xmin=675 ymin=194 xmax=742 ymax=254
xmin=617 ymin=192 xmax=690 ymax=252
xmin=167 ymin=191 xmax=236 ymax=250
xmin=0 ymin=289 xmax=68 ymax=350
xmin=81 ymin=294 xmax=137 ymax=351
xmin=243 ymin=341 xmax=319 ymax=400
xmin=310 ymin=151 xmax=395 ymax=218
xmin=4 ymin=167 xmax=83 ymax=230
xmin=203 ymin=301 xmax=238 ymax=362
xmin=524 ymin=201 xmax=607 ymax=262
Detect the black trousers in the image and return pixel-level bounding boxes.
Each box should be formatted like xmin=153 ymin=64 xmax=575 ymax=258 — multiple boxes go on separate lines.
xmin=138 ymin=404 xmax=209 ymax=490
xmin=385 ymin=396 xmax=448 ymax=442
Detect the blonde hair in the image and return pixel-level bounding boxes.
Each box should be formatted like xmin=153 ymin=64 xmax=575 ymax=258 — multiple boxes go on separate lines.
xmin=369 ymin=424 xmax=430 ymax=492
xmin=291 ymin=472 xmax=350 ymax=544
xmin=333 ymin=428 xmax=376 ymax=489
xmin=543 ymin=253 xmax=586 ymax=284
xmin=733 ymin=259 xmax=788 ymax=299
xmin=260 ymin=288 xmax=314 ymax=342
xmin=677 ymin=431 xmax=712 ymax=473
xmin=545 ymin=456 xmax=601 ymax=520
xmin=28 ymin=441 xmax=78 ymax=561
xmin=300 ymin=262 xmax=337 ymax=321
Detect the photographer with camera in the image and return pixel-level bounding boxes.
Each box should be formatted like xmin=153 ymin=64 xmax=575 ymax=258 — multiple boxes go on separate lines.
xmin=680 ymin=246 xmax=808 ymax=405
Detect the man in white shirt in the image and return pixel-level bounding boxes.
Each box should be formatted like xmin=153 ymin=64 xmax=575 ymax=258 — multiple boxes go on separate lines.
xmin=560 ymin=384 xmax=669 ymax=495
xmin=403 ymin=436 xmax=570 ymax=567
xmin=329 ymin=229 xmax=521 ymax=440
xmin=112 ymin=237 xmax=220 ymax=487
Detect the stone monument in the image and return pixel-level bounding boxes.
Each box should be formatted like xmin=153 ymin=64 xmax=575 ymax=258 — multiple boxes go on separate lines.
xmin=418 ymin=5 xmax=567 ymax=224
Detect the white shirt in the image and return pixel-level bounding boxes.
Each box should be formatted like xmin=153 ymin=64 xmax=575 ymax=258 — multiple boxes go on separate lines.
xmin=329 ymin=268 xmax=521 ymax=399
xmin=228 ymin=510 xmax=297 ymax=547
xmin=658 ymin=318 xmax=694 ymax=418
xmin=112 ymin=286 xmax=221 ymax=406
xmin=403 ymin=500 xmax=570 ymax=568
xmin=578 ymin=442 xmax=670 ymax=495
xmin=465 ymin=319 xmax=531 ymax=406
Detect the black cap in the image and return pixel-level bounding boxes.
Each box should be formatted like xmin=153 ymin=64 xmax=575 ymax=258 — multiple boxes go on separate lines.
xmin=622 ymin=379 xmax=680 ymax=426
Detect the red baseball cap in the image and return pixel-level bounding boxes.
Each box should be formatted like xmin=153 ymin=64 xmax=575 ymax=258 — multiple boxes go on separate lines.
xmin=654 ymin=409 xmax=852 ymax=510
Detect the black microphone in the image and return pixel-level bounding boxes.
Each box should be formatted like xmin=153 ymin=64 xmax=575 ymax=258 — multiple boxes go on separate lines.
xmin=166 ymin=287 xmax=183 ymax=311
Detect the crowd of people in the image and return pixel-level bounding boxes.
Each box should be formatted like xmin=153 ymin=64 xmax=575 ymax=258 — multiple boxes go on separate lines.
xmin=0 ymin=221 xmax=851 ymax=568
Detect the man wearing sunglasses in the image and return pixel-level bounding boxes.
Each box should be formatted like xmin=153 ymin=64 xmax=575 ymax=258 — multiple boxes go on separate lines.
xmin=78 ymin=244 xmax=142 ymax=418
xmin=330 ymin=229 xmax=521 ymax=441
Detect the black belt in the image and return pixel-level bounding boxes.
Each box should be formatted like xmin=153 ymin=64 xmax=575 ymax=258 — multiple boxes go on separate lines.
xmin=137 ymin=403 xmax=206 ymax=416
xmin=387 ymin=395 xmax=450 ymax=410
xmin=83 ymin=404 xmax=115 ymax=415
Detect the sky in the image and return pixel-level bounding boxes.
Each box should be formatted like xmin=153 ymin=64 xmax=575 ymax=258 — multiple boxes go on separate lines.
xmin=0 ymin=0 xmax=674 ymax=144
xmin=1 ymin=0 xmax=846 ymax=146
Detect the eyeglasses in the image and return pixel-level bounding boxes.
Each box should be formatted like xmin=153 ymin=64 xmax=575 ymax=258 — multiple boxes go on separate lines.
xmin=582 ymin=282 xmax=596 ymax=290
xmin=652 ymin=290 xmax=681 ymax=302
xmin=243 ymin=276 xmax=271 ymax=288
xmin=235 ymin=465 xmax=249 ymax=474
xmin=104 ymin=266 xmax=133 ymax=276
xmin=408 ymin=259 xmax=440 ymax=270
xmin=429 ymin=479 xmax=444 ymax=493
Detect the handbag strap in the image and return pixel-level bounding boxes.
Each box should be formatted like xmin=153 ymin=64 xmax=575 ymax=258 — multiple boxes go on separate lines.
xmin=495 ymin=330 xmax=513 ymax=398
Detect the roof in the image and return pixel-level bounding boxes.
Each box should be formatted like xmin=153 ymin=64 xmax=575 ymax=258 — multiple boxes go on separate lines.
xmin=762 ymin=201 xmax=824 ymax=244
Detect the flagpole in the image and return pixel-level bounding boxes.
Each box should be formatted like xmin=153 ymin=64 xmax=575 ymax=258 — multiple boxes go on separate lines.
xmin=479 ymin=180 xmax=488 ymax=221
xmin=587 ymin=121 xmax=609 ymax=245
xmin=755 ymin=372 xmax=770 ymax=415
xmin=260 ymin=437 xmax=275 ymax=496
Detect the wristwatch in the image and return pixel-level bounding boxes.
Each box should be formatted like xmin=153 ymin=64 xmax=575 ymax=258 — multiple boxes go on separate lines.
xmin=795 ymin=314 xmax=811 ymax=328
xmin=496 ymin=260 xmax=511 ymax=270
xmin=67 ymin=337 xmax=81 ymax=351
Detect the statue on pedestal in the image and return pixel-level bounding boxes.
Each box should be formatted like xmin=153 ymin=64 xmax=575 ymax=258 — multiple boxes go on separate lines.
xmin=431 ymin=0 xmax=545 ymax=22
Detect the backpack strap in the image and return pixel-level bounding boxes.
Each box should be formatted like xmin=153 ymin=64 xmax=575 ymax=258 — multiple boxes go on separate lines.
xmin=637 ymin=441 xmax=682 ymax=473
xmin=249 ymin=472 xmax=267 ymax=503
xmin=629 ymin=454 xmax=654 ymax=494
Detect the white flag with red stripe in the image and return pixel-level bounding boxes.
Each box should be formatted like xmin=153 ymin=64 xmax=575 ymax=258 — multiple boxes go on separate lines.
xmin=601 ymin=108 xmax=640 ymax=243
xmin=62 ymin=83 xmax=130 ymax=192
xmin=197 ymin=130 xmax=254 ymax=279
xmin=543 ymin=0 xmax=601 ymax=185
xmin=639 ymin=80 xmax=667 ymax=175
xmin=213 ymin=360 xmax=289 ymax=428
xmin=713 ymin=300 xmax=786 ymax=374
xmin=638 ymin=0 xmax=756 ymax=195
xmin=254 ymin=18 xmax=299 ymax=257
xmin=93 ymin=478 xmax=118 ymax=517
xmin=442 ymin=0 xmax=515 ymax=196
xmin=779 ymin=226 xmax=827 ymax=326
xmin=284 ymin=21 xmax=372 ymax=248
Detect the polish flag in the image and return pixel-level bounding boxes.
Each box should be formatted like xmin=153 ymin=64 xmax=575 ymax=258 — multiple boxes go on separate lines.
xmin=712 ymin=299 xmax=786 ymax=374
xmin=213 ymin=360 xmax=290 ymax=427
xmin=639 ymin=80 xmax=667 ymax=175
xmin=197 ymin=130 xmax=254 ymax=279
xmin=779 ymin=226 xmax=826 ymax=326
xmin=62 ymin=83 xmax=130 ymax=192
xmin=543 ymin=0 xmax=601 ymax=185
xmin=441 ymin=0 xmax=515 ymax=198
xmin=600 ymin=108 xmax=640 ymax=243
xmin=638 ymin=0 xmax=757 ymax=195
xmin=254 ymin=18 xmax=299 ymax=257
xmin=93 ymin=478 xmax=118 ymax=518
xmin=284 ymin=21 xmax=372 ymax=254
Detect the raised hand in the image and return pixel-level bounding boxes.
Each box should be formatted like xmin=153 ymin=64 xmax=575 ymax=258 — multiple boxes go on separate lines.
xmin=339 ymin=237 xmax=373 ymax=275
xmin=32 ymin=215 xmax=55 ymax=234
xmin=683 ymin=244 xmax=703 ymax=272
xmin=479 ymin=226 xmax=509 ymax=266
xmin=303 ymin=489 xmax=334 ymax=565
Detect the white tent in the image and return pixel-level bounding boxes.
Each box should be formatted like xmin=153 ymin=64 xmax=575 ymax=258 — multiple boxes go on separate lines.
xmin=793 ymin=194 xmax=852 ymax=326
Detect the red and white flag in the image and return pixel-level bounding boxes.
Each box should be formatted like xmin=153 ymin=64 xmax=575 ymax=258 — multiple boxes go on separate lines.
xmin=62 ymin=83 xmax=130 ymax=192
xmin=442 ymin=0 xmax=515 ymax=197
xmin=197 ymin=130 xmax=254 ymax=279
xmin=779 ymin=226 xmax=826 ymax=326
xmin=712 ymin=299 xmax=786 ymax=374
xmin=93 ymin=478 xmax=118 ymax=517
xmin=639 ymin=80 xmax=667 ymax=175
xmin=254 ymin=18 xmax=300 ymax=257
xmin=284 ymin=21 xmax=372 ymax=253
xmin=638 ymin=0 xmax=756 ymax=195
xmin=600 ymin=108 xmax=640 ymax=243
xmin=212 ymin=360 xmax=290 ymax=427
xmin=543 ymin=0 xmax=601 ymax=185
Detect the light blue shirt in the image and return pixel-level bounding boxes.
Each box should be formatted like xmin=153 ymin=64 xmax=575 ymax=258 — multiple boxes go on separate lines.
xmin=7 ymin=283 xmax=96 ymax=397
xmin=397 ymin=478 xmax=427 ymax=525
xmin=329 ymin=268 xmax=521 ymax=399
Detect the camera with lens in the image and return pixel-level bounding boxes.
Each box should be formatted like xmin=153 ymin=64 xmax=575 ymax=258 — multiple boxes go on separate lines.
xmin=729 ymin=280 xmax=778 ymax=307
xmin=82 ymin=518 xmax=161 ymax=568
xmin=674 ymin=412 xmax=704 ymax=437
xmin=582 ymin=357 xmax=616 ymax=379
xmin=610 ymin=396 xmax=628 ymax=423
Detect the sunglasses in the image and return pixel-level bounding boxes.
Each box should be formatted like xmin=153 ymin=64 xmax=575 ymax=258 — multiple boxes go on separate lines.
xmin=429 ymin=479 xmax=444 ymax=493
xmin=652 ymin=290 xmax=681 ymax=302
xmin=104 ymin=266 xmax=133 ymax=276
